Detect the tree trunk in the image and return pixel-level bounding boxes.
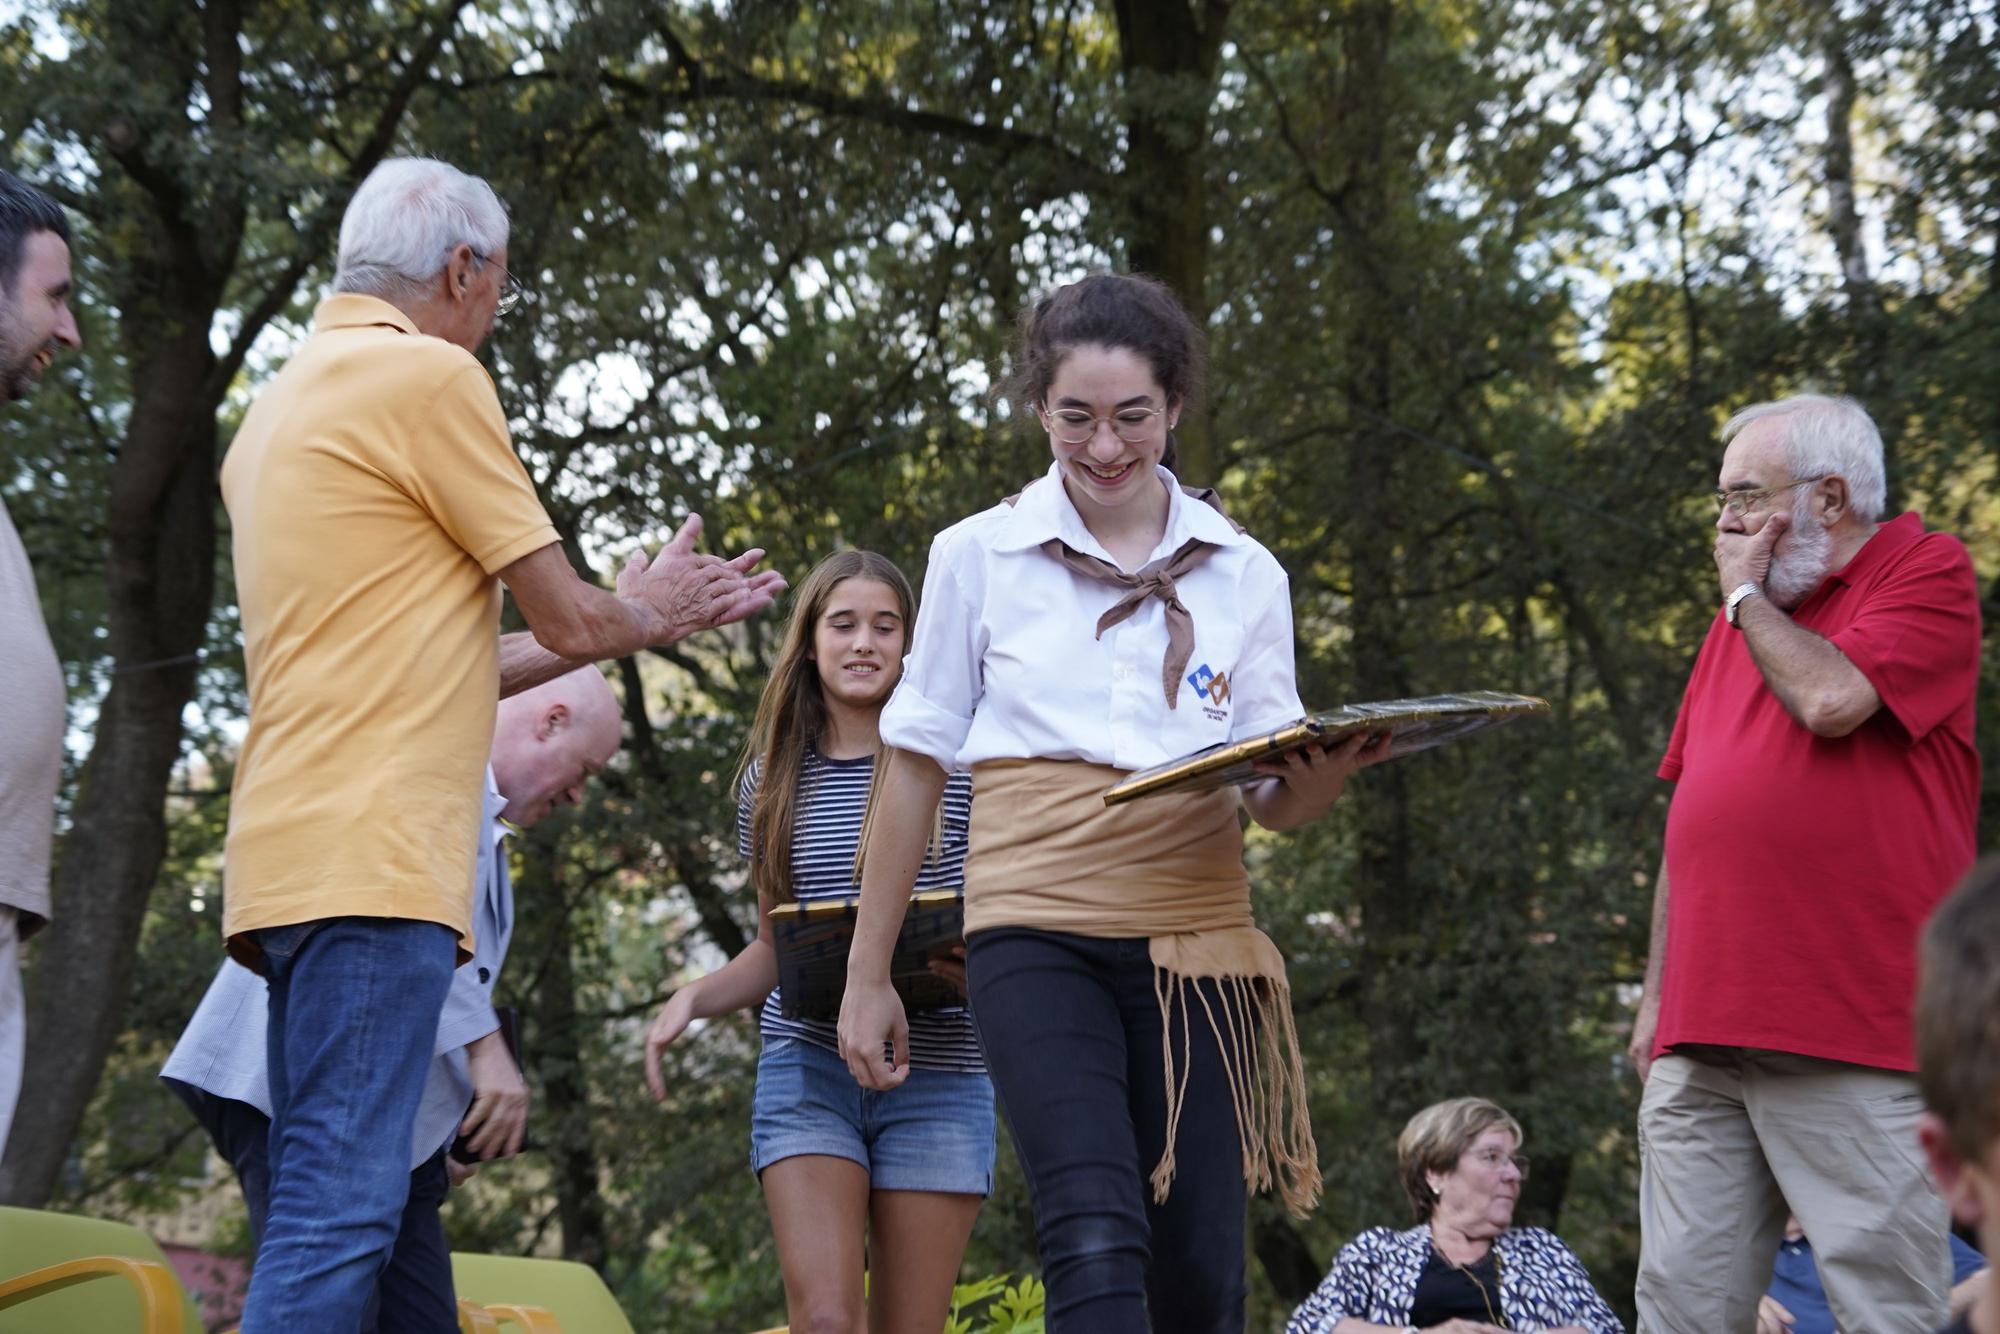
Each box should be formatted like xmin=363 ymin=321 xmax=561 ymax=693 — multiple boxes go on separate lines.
xmin=1820 ymin=12 xmax=1904 ymax=504
xmin=0 ymin=1 xmax=466 ymax=1199
xmin=1328 ymin=0 xmax=1426 ymax=1118
xmin=1111 ymin=0 xmax=1233 ymax=484
xmin=518 ymin=826 xmax=609 ymax=1269
xmin=1 ymin=317 xmax=219 ymax=1203
xmin=1252 ymin=1199 xmax=1329 ymax=1304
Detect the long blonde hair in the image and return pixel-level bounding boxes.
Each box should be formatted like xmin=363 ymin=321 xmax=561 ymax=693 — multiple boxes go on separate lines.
xmin=738 ymin=550 xmax=930 ymax=905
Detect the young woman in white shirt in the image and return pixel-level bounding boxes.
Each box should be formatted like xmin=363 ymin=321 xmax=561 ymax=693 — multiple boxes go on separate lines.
xmin=642 ymin=550 xmax=988 ymax=1334
xmin=836 ymin=274 xmax=1389 ymax=1332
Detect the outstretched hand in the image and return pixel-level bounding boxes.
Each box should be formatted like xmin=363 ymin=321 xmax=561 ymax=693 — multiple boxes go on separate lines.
xmin=619 ymin=513 xmax=787 ymax=645
xmin=642 ymin=991 xmax=696 ymax=1103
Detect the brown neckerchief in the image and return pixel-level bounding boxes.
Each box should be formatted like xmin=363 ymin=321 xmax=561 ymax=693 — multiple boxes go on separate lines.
xmin=1002 ymin=481 xmax=1243 ymax=709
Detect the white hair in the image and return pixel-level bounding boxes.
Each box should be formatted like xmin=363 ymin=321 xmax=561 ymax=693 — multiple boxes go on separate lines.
xmin=1721 ymin=393 xmax=1886 ymax=523
xmin=333 ymin=157 xmax=509 ymax=302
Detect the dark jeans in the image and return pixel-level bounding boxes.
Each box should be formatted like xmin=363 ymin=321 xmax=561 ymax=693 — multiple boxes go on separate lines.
xmin=967 ymin=927 xmax=1248 ymax=1334
xmin=165 ymin=1080 xmax=458 ymax=1333
xmin=237 ymin=917 xmax=458 ymax=1333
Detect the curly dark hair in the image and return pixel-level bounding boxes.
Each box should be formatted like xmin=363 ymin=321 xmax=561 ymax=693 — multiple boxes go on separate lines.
xmin=998 ymin=272 xmax=1208 ymax=471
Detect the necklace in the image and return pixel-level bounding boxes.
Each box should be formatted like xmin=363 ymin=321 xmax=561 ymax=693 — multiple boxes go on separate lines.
xmin=1444 ymin=1246 xmax=1509 ymax=1331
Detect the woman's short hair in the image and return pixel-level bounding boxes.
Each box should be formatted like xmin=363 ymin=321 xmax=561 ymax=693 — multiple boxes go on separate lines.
xmin=333 ymin=157 xmax=509 ymax=303
xmin=1721 ymin=393 xmax=1887 ymax=524
xmin=1396 ymin=1096 xmax=1524 ymax=1222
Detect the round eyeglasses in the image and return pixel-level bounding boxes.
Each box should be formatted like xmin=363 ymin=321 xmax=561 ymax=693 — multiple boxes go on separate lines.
xmin=1040 ymin=402 xmax=1167 ymax=446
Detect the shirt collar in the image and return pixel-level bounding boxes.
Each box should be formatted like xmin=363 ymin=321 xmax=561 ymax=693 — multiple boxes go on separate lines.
xmin=992 ymin=461 xmax=1249 ymax=561
xmin=311 ymin=293 xmax=422 ymax=337
xmin=484 ymin=765 xmax=514 ymax=843
xmin=1823 ymin=511 xmax=1923 ymax=591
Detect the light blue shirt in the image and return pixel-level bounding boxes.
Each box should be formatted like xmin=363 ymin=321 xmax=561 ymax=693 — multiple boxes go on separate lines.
xmin=163 ymin=770 xmax=515 ymax=1168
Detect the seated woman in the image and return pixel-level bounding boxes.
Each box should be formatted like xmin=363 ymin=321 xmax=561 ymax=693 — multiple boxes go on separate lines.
xmin=1288 ymin=1097 xmax=1623 ymax=1334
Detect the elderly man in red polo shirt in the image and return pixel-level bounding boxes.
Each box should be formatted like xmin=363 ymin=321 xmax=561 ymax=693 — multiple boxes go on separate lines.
xmin=1628 ymin=393 xmax=1983 ymax=1334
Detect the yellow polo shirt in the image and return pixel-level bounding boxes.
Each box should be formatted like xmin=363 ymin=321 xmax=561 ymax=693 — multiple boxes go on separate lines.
xmin=220 ymin=295 xmax=558 ymax=964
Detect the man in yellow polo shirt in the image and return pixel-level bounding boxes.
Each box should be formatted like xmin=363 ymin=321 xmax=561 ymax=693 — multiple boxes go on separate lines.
xmin=223 ymin=157 xmax=783 ymax=1332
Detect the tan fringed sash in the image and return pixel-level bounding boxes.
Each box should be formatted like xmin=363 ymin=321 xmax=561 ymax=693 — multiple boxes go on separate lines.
xmin=966 ymin=758 xmax=1321 ymax=1217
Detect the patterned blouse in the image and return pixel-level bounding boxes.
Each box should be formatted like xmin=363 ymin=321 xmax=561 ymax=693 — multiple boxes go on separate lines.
xmin=1287 ymin=1223 xmax=1624 ymax=1334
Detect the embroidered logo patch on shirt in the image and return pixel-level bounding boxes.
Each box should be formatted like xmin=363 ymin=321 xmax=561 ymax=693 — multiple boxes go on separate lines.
xmin=1187 ymin=663 xmax=1231 ymax=721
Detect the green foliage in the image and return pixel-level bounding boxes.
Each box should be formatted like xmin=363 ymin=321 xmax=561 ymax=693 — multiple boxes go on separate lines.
xmin=4 ymin=1 xmax=1995 ymax=1331
xmin=946 ymin=1274 xmax=1047 ymax=1334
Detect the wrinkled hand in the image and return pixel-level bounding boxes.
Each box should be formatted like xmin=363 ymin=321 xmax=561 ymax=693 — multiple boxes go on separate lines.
xmin=1756 ymin=1293 xmax=1797 ymax=1334
xmin=446 ymin=1156 xmax=480 ymax=1190
xmin=1629 ymin=989 xmax=1660 ymax=1083
xmin=620 ymin=513 xmax=787 ymax=646
xmin=458 ymin=1028 xmax=529 ymax=1161
xmin=1715 ymin=511 xmax=1789 ymax=599
xmin=838 ymin=977 xmax=910 ymax=1091
xmin=928 ymin=945 xmax=969 ymax=999
xmin=642 ymin=990 xmax=697 ymax=1103
xmin=1252 ymin=730 xmax=1392 ymax=817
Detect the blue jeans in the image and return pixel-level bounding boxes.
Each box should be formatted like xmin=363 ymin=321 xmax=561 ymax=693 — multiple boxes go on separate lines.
xmin=966 ymin=928 xmax=1248 ymax=1334
xmin=165 ymin=1080 xmax=458 ymax=1332
xmin=237 ymin=917 xmax=457 ymax=1333
xmin=749 ymin=1036 xmax=996 ymax=1193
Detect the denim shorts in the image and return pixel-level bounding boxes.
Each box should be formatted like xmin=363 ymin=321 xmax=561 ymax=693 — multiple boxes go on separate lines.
xmin=749 ymin=1036 xmax=996 ymax=1195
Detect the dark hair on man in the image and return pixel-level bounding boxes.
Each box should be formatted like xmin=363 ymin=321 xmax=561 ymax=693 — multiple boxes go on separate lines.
xmin=0 ymin=169 xmax=71 ymax=297
xmin=999 ymin=272 xmax=1208 ymax=472
xmin=1916 ymin=855 xmax=2000 ymax=1161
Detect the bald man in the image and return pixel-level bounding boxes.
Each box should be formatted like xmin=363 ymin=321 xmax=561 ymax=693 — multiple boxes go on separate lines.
xmin=163 ymin=667 xmax=621 ymax=1332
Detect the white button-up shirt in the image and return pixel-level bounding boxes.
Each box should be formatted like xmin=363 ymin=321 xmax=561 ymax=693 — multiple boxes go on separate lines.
xmin=163 ymin=769 xmax=515 ymax=1169
xmin=881 ymin=463 xmax=1306 ymax=773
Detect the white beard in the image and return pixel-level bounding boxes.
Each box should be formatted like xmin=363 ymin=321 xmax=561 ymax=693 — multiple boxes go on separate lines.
xmin=1764 ymin=489 xmax=1833 ymax=608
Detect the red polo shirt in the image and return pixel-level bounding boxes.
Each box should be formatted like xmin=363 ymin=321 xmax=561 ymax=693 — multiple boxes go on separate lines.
xmin=1656 ymin=512 xmax=1981 ymax=1071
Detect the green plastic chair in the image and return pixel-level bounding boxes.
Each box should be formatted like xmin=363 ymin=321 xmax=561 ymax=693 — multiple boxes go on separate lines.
xmin=450 ymin=1253 xmax=634 ymax=1334
xmin=0 ymin=1204 xmax=204 ymax=1333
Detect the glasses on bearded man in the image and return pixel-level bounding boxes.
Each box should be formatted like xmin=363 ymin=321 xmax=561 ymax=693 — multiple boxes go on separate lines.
xmin=1713 ymin=476 xmax=1823 ymax=516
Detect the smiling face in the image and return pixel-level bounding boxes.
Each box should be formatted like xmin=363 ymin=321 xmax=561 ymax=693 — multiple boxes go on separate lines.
xmin=1428 ymin=1125 xmax=1524 ymax=1238
xmin=0 ymin=229 xmax=81 ymax=402
xmin=810 ymin=577 xmax=906 ymax=710
xmin=1038 ymin=343 xmax=1176 ymax=517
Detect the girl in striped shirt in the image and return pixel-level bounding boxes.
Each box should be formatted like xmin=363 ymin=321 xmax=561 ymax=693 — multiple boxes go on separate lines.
xmin=643 ymin=550 xmax=990 ymax=1334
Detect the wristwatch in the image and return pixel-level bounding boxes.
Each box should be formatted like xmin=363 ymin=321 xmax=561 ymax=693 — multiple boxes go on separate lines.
xmin=1724 ymin=580 xmax=1762 ymax=628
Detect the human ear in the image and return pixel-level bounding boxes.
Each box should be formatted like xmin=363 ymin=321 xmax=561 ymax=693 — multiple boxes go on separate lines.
xmin=1817 ymin=476 xmax=1850 ymax=526
xmin=447 ymin=244 xmax=477 ymax=301
xmin=1920 ymin=1111 xmax=1985 ymax=1228
xmin=538 ymin=702 xmax=570 ymax=740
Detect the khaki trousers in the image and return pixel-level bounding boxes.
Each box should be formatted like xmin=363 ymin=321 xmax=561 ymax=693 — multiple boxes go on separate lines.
xmin=1637 ymin=1047 xmax=1950 ymax=1334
